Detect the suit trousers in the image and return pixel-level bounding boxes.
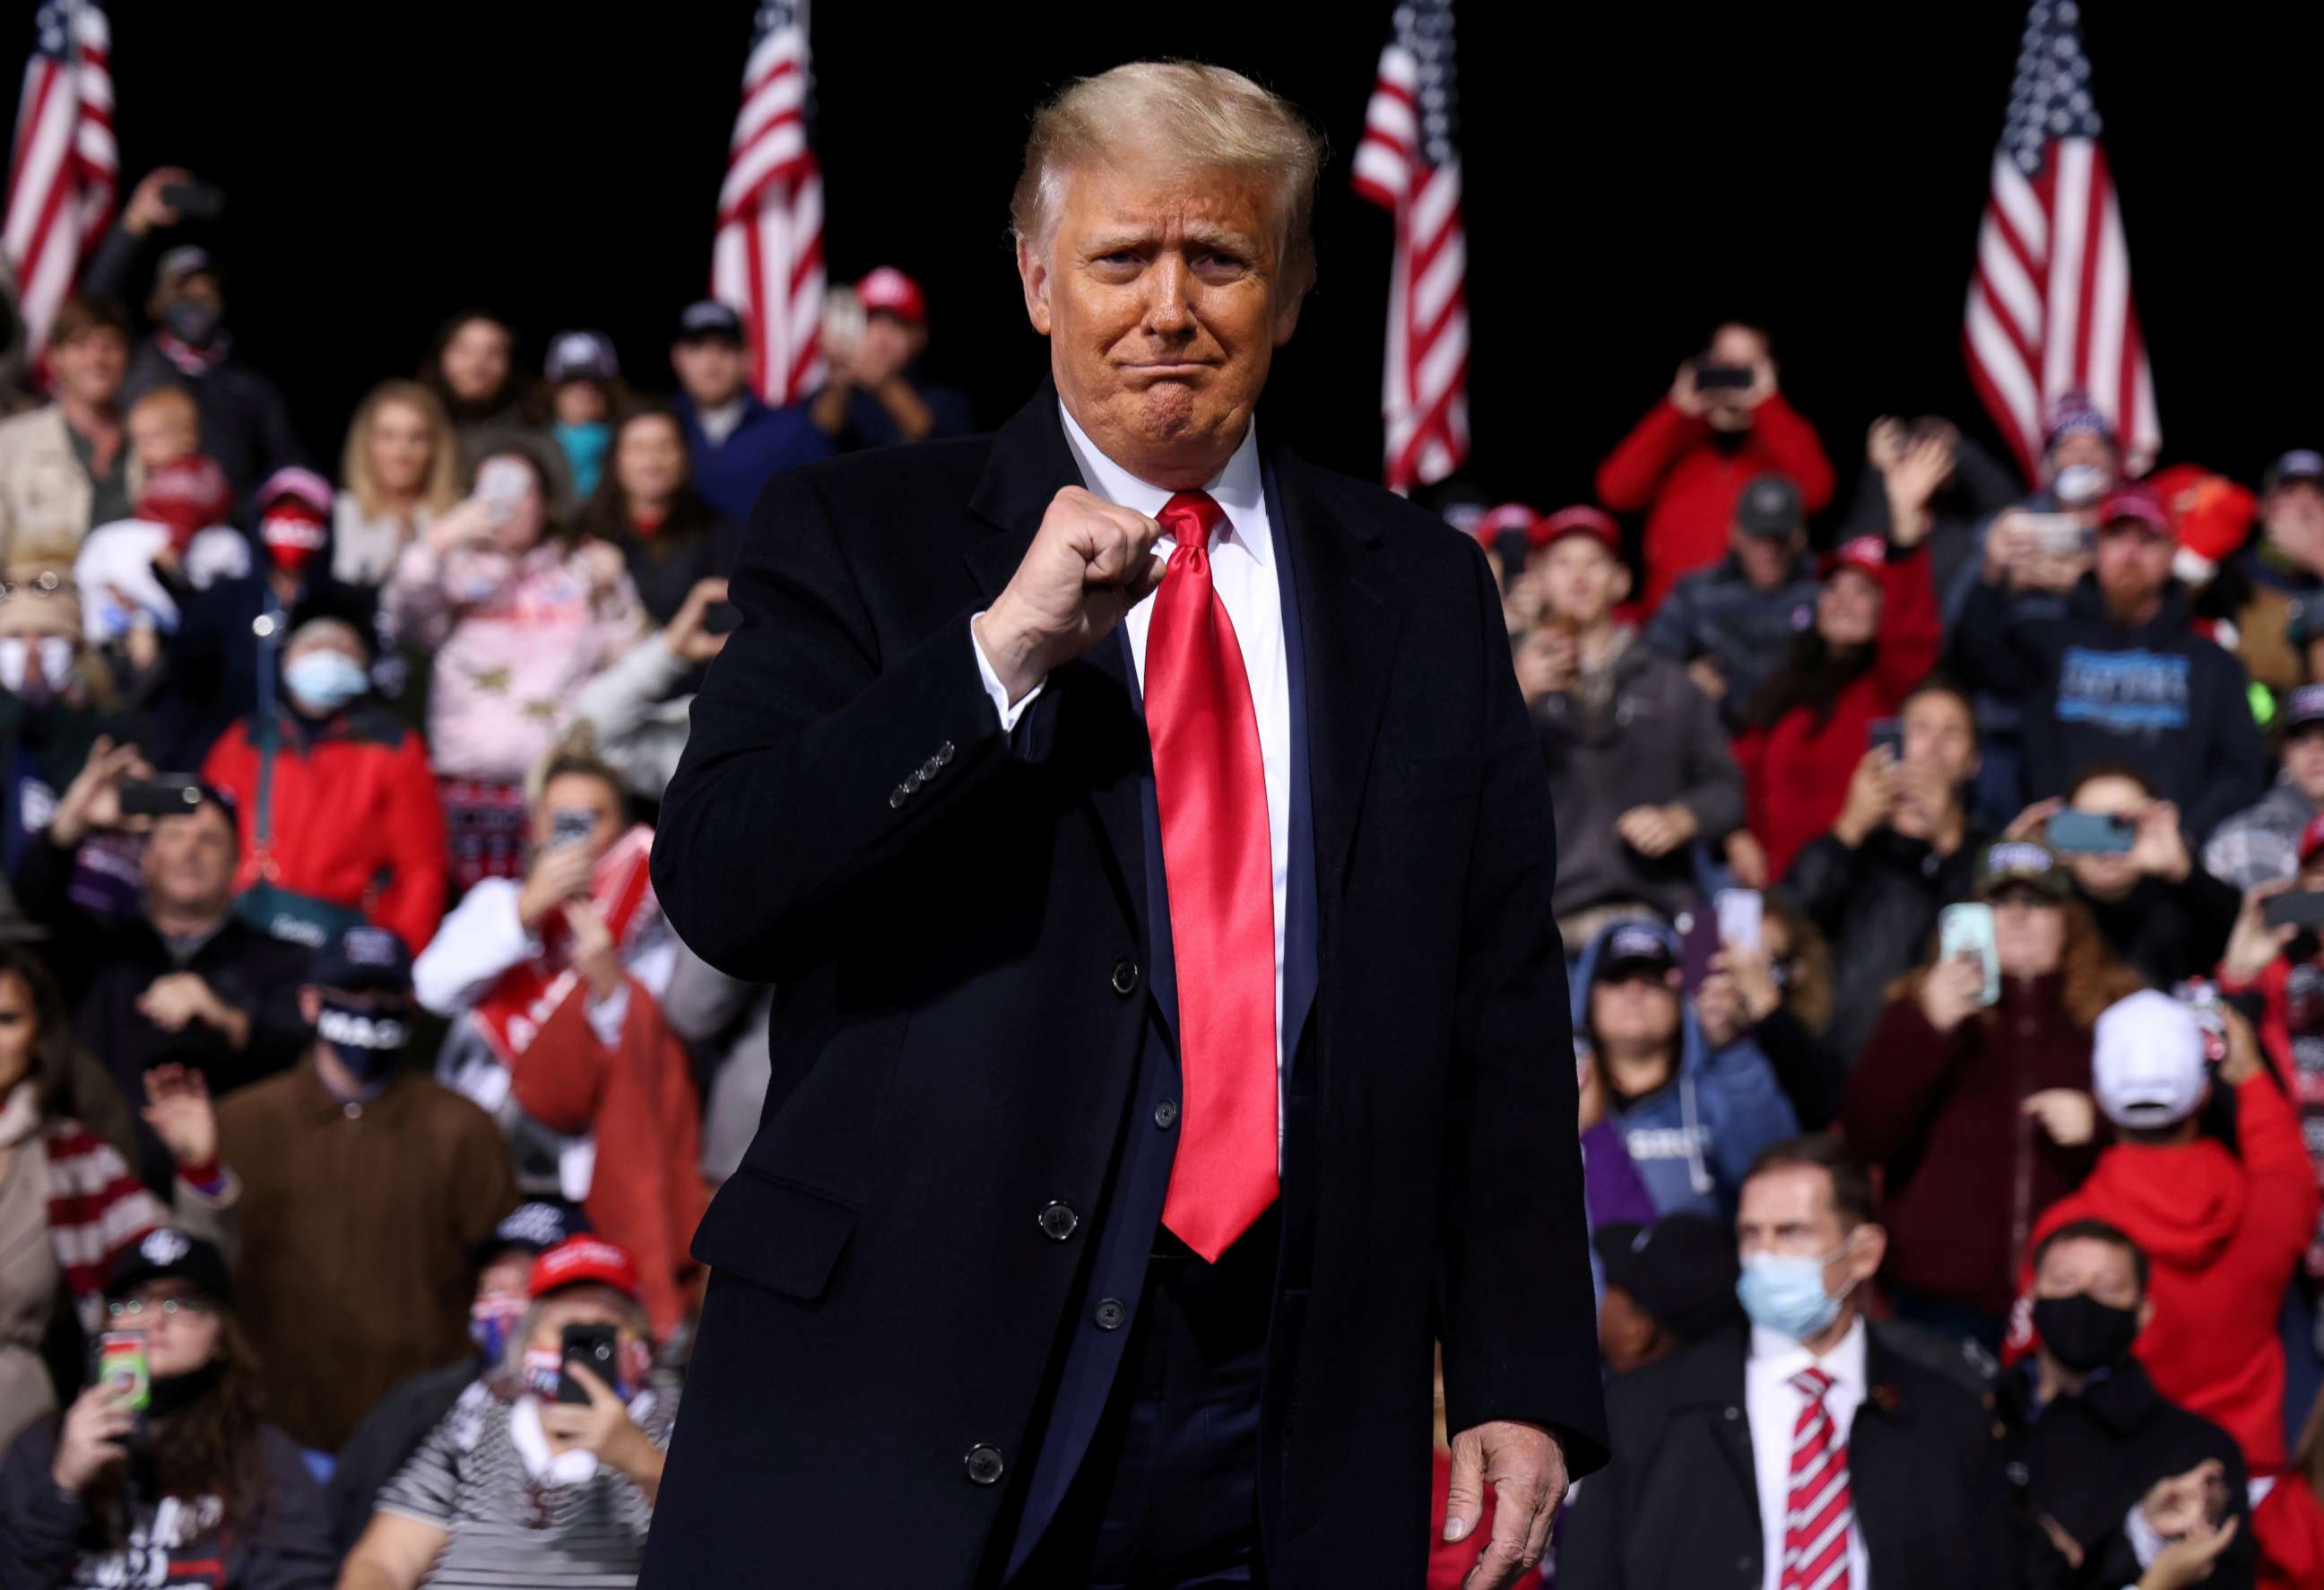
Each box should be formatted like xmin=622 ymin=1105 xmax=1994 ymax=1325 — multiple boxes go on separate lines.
xmin=1002 ymin=1208 xmax=1280 ymax=1589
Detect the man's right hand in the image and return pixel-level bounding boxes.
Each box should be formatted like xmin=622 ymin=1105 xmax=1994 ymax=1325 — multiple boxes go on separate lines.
xmin=122 ymin=166 xmax=195 ymax=235
xmin=517 ymin=844 xmax=596 ymax=934
xmin=973 ymin=486 xmax=1165 ymax=705
xmin=49 ymin=735 xmax=152 ymax=849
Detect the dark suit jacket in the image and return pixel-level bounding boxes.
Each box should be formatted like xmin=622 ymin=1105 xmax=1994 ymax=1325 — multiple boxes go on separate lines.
xmin=1560 ymin=1322 xmax=2005 ymax=1590
xmin=640 ymin=387 xmax=1605 ymax=1586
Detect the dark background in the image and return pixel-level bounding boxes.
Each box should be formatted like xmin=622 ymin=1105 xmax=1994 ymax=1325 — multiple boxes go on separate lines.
xmin=19 ymin=1 xmax=2321 ymax=513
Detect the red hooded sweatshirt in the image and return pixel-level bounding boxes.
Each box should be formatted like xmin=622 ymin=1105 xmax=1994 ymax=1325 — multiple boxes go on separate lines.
xmin=1595 ymin=395 xmax=1836 ymax=613
xmin=2020 ymin=1072 xmax=2319 ymax=1471
xmin=2256 ymin=1477 xmax=2324 ymax=1590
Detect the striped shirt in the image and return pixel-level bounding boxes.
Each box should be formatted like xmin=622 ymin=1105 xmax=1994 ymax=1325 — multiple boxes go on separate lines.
xmin=376 ymin=1376 xmax=677 ymax=1587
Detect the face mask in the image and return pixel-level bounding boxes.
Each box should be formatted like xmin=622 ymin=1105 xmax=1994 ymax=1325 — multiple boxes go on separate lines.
xmin=283 ymin=651 xmax=369 ymax=717
xmin=261 ymin=508 xmax=327 ymax=578
xmin=2053 ymin=464 xmax=2112 ymax=508
xmin=315 ymin=998 xmax=410 ymax=1082
xmin=148 ymin=1357 xmax=225 ymax=1417
xmin=522 ymin=1346 xmax=566 ymax=1399
xmin=0 ymin=635 xmax=75 ymax=702
xmin=1737 ymin=1235 xmax=1858 ymax=1341
xmin=163 ymin=299 xmax=221 ymax=348
xmin=472 ymin=1290 xmax=526 ymax=1364
xmin=2032 ymin=1292 xmax=2141 ymax=1373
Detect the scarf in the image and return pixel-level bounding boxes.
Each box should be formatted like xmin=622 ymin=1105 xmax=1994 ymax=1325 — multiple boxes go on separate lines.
xmin=152 ymin=329 xmax=231 ymax=378
xmin=473 ymin=825 xmax=660 ymax=1064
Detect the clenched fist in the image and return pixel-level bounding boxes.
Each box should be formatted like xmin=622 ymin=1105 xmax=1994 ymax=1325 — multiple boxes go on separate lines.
xmin=973 ymin=486 xmax=1166 ymax=703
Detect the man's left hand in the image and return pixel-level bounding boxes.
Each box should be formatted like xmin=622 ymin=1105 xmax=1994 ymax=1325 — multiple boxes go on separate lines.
xmin=138 ymin=972 xmax=229 ymax=1035
xmin=538 ymin=1363 xmax=648 ymax=1468
xmin=142 ymin=1064 xmax=218 ymax=1170
xmin=1445 ymin=1420 xmax=1568 ymax=1588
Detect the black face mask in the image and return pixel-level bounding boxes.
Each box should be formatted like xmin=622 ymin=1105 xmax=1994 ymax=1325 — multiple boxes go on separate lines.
xmin=148 ymin=1358 xmax=224 ymax=1417
xmin=2033 ymin=1291 xmax=2141 ymax=1373
xmin=315 ymin=998 xmax=412 ymax=1083
xmin=163 ymin=299 xmax=221 ymax=349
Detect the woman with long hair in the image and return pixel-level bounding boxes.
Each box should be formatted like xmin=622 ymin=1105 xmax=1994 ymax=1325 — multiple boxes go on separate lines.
xmin=0 ymin=943 xmax=237 ymax=1448
xmin=1842 ymin=840 xmax=2145 ymax=1352
xmin=334 ymin=380 xmax=462 ymax=587
xmin=382 ymin=438 xmax=644 ymax=886
xmin=576 ymin=406 xmax=735 ymax=628
xmin=1731 ymin=524 xmax=1942 ymax=882
xmin=0 ymin=1228 xmax=333 ymax=1586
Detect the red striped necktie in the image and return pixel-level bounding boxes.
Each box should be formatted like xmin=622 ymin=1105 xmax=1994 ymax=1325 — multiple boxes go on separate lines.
xmin=1780 ymin=1366 xmax=1854 ymax=1590
xmin=1143 ymin=489 xmax=1278 ymax=1264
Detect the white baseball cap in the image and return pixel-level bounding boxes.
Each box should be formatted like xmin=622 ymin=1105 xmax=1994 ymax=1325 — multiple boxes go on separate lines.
xmin=2092 ymin=990 xmax=2207 ymax=1128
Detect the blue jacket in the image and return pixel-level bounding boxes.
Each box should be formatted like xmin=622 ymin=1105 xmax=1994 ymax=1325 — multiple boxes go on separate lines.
xmin=675 ymin=391 xmax=835 ymax=526
xmin=1572 ymin=918 xmax=1799 ymax=1220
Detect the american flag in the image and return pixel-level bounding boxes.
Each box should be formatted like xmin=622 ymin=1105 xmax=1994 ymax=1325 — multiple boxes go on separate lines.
xmin=1352 ymin=0 xmax=1470 ymax=492
xmin=1964 ymin=0 xmax=2158 ymax=482
xmin=710 ymin=0 xmax=825 ymax=404
xmin=4 ymin=0 xmax=115 ymax=355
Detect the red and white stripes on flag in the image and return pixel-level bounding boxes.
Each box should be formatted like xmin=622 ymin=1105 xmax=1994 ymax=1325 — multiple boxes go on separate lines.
xmin=4 ymin=1 xmax=116 ymax=356
xmin=1353 ymin=0 xmax=1470 ymax=492
xmin=710 ymin=0 xmax=824 ymax=405
xmin=1964 ymin=0 xmax=2158 ymax=481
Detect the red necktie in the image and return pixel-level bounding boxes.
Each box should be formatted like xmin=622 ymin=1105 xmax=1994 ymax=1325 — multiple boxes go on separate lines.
xmin=1144 ymin=489 xmax=1279 ymax=1264
xmin=1780 ymin=1367 xmax=1855 ymax=1590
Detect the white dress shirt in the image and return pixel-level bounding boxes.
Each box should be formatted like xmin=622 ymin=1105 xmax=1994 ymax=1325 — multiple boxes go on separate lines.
xmin=1746 ymin=1316 xmax=1873 ymax=1590
xmin=970 ymin=403 xmax=1290 ymax=1140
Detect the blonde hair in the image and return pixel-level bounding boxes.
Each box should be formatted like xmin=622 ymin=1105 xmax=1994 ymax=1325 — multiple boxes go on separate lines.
xmin=1010 ymin=61 xmax=1327 ymax=298
xmin=127 ymin=385 xmax=199 ymax=437
xmin=340 ymin=379 xmax=460 ymax=521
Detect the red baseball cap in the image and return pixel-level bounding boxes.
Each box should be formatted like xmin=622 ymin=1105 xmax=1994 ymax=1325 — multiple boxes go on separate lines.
xmin=529 ymin=1236 xmax=641 ymax=1301
xmin=855 ymin=266 xmax=926 ymax=326
xmin=2096 ymin=484 xmax=2171 ymax=536
xmin=1817 ymin=534 xmax=1886 ymax=580
xmin=1471 ymin=501 xmax=1539 ymax=551
xmin=1534 ymin=505 xmax=1620 ymax=552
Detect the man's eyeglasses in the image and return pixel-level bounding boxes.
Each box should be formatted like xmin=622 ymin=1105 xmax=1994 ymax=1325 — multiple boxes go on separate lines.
xmin=107 ymin=1297 xmax=215 ymax=1319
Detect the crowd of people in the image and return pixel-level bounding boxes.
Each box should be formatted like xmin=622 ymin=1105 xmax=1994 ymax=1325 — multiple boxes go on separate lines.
xmin=0 ymin=163 xmax=976 ymax=1589
xmin=2 ymin=149 xmax=2324 ymax=1587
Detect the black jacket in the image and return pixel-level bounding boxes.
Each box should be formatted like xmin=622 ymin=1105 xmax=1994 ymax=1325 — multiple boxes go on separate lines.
xmin=1560 ymin=1322 xmax=2004 ymax=1590
xmin=640 ymin=388 xmax=1606 ymax=1586
xmin=324 ymin=1359 xmax=480 ymax=1557
xmin=2000 ymin=1359 xmax=2253 ymax=1590
xmin=13 ymin=830 xmax=309 ymax=1190
xmin=2079 ymin=871 xmax=2242 ymax=992
xmin=1948 ymin=575 xmax=2267 ymax=842
xmin=1785 ymin=819 xmax=1990 ymax=1065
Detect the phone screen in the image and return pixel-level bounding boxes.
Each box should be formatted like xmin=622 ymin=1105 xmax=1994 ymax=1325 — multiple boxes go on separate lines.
xmin=1939 ymin=902 xmax=2001 ymax=1007
xmin=95 ymin=1332 xmax=152 ymax=1412
xmin=1714 ymin=888 xmax=1764 ymax=952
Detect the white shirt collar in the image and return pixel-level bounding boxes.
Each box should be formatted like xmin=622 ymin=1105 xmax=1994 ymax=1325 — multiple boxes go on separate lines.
xmin=1056 ymin=398 xmax=1270 ymax=567
xmin=1748 ymin=1314 xmax=1869 ymax=1393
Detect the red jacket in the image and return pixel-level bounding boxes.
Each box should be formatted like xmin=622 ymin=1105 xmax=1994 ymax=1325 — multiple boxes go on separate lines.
xmin=1842 ymin=977 xmax=2098 ymax=1318
xmin=2022 ymin=1072 xmax=2320 ymax=1472
xmin=1740 ymin=546 xmax=1942 ymax=882
xmin=202 ymin=706 xmax=448 ymax=954
xmin=2256 ymin=1475 xmax=2324 ymax=1589
xmin=1596 ymin=395 xmax=1836 ymax=613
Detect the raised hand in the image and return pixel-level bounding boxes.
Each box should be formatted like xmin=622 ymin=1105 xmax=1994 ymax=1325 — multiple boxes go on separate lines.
xmin=973 ymin=486 xmax=1166 ymax=703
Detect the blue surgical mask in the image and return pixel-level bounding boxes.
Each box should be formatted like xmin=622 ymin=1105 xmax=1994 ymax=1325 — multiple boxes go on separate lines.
xmin=1736 ymin=1236 xmax=1858 ymax=1341
xmin=283 ymin=651 xmax=368 ymax=716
